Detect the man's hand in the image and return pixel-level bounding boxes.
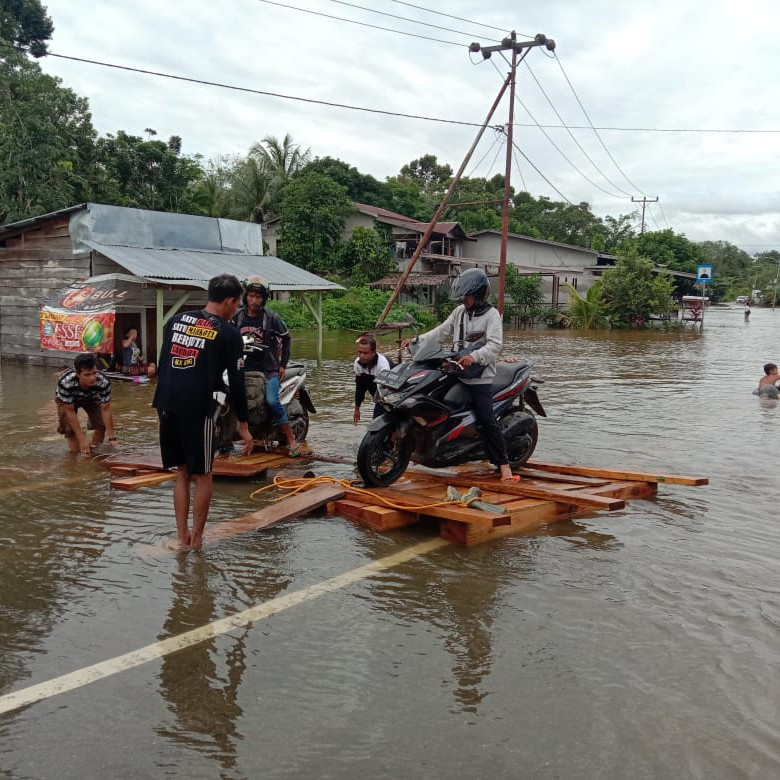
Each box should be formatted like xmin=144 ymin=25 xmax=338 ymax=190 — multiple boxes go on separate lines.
xmin=278 ymin=366 xmax=286 ymax=382
xmin=238 ymin=421 xmax=254 ymax=455
xmin=400 ymin=337 xmax=412 ymax=349
xmin=353 ymin=405 xmax=361 ymax=425
xmin=79 ymin=439 xmax=92 ymax=456
xmin=457 ymin=354 xmax=475 ymax=368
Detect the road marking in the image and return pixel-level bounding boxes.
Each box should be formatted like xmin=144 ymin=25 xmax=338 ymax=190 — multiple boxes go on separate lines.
xmin=0 ymin=537 xmax=447 ymax=716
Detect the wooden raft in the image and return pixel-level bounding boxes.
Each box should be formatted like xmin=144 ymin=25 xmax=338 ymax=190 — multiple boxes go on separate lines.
xmin=105 ymin=447 xmax=307 ymax=490
xmin=324 ymin=460 xmax=708 ymax=547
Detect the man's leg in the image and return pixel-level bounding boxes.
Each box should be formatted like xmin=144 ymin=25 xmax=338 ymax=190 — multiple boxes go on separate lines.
xmin=190 ymin=473 xmax=214 ymax=549
xmin=173 ymin=469 xmax=193 ymax=547
xmin=85 ymin=401 xmax=106 ymax=446
xmin=469 ymin=383 xmax=513 ymax=478
xmin=266 ymin=375 xmax=297 ymax=447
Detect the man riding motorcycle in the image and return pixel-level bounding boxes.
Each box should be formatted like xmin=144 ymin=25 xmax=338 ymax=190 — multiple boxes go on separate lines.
xmin=401 ymin=267 xmax=519 ymax=482
xmin=232 ymin=276 xmax=301 ymax=455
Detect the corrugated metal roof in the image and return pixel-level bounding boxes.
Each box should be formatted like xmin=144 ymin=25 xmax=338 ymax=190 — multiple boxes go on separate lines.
xmin=370 ymin=273 xmax=452 ymax=289
xmin=86 ymin=242 xmax=344 ymax=292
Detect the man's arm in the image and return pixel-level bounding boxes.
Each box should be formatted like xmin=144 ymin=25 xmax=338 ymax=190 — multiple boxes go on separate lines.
xmin=102 ymin=401 xmax=118 ymax=441
xmin=63 ymin=404 xmax=91 ymax=454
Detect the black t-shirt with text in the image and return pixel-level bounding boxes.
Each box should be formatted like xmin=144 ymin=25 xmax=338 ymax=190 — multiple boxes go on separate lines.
xmin=153 ymin=309 xmax=249 ymax=421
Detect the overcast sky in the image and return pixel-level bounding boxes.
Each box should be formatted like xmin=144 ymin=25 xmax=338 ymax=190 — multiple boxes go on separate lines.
xmin=38 ymin=0 xmax=780 ymax=253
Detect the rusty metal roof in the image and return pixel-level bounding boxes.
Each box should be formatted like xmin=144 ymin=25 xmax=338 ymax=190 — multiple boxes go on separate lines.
xmin=369 ymin=273 xmax=452 ymax=289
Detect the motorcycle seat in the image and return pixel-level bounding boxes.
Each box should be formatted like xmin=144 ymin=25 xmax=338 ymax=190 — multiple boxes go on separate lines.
xmin=285 ymin=363 xmax=305 ymax=379
xmin=492 ymin=361 xmax=528 ymax=390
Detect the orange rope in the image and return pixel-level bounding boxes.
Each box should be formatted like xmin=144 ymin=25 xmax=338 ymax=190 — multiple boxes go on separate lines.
xmin=249 ymin=475 xmax=483 ymax=511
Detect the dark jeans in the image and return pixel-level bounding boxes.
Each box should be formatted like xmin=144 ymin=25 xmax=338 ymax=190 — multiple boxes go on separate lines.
xmin=468 ymin=382 xmax=508 ymax=467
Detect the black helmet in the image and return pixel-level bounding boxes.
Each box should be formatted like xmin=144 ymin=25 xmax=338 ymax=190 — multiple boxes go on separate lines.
xmin=451 ymin=268 xmax=489 ymax=304
xmin=242 ymin=275 xmax=268 ymax=306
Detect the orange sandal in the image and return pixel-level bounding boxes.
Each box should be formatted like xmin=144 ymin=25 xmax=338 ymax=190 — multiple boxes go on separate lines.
xmin=501 ymin=474 xmax=521 ymax=483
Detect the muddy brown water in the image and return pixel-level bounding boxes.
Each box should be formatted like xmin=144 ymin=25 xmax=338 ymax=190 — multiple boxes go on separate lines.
xmin=1 ymin=306 xmax=778 ymax=778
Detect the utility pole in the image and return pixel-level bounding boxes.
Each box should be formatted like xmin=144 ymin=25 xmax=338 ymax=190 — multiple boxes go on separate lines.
xmin=631 ymin=195 xmax=658 ymax=235
xmin=471 ymin=33 xmax=556 ymax=314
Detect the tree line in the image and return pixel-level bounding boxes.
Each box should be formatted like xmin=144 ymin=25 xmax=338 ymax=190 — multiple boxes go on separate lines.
xmin=2 ymin=0 xmax=777 ymax=306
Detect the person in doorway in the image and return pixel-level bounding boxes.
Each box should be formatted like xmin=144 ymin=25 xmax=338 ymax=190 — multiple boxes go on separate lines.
xmin=153 ymin=274 xmax=253 ymax=550
xmin=55 ymin=352 xmax=120 ymax=455
xmin=756 ymin=362 xmax=780 ymax=399
xmin=232 ymin=275 xmax=301 ymax=456
xmin=353 ymin=334 xmax=391 ymax=424
xmin=121 ymin=327 xmax=156 ymax=376
xmin=401 ymin=268 xmax=519 ymax=482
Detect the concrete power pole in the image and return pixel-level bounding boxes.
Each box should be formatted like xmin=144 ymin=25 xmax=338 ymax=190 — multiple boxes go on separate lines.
xmin=631 ymin=196 xmax=659 ymax=235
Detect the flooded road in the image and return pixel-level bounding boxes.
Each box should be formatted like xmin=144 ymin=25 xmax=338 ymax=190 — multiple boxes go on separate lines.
xmin=1 ymin=306 xmax=779 ymax=777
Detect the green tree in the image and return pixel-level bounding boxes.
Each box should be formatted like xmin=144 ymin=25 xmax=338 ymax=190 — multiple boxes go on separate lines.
xmin=338 ymin=226 xmax=394 ymax=284
xmin=94 ymin=130 xmax=205 ymax=213
xmin=278 ymin=171 xmax=351 ymax=273
xmin=248 ymin=133 xmax=310 ymax=218
xmin=565 ymin=281 xmax=605 ymax=329
xmin=504 ymin=266 xmax=543 ymax=326
xmin=398 ymin=153 xmax=452 ymax=213
xmin=0 ymin=58 xmax=98 ymax=222
xmin=384 ymin=176 xmax=428 ymax=220
xmin=0 ymin=0 xmax=53 ymax=57
xmin=602 ymin=213 xmax=635 ymax=251
xmin=600 ymin=248 xmax=674 ymax=327
xmin=511 ymin=192 xmax=606 ymax=248
xmin=299 ymin=156 xmax=390 ymax=207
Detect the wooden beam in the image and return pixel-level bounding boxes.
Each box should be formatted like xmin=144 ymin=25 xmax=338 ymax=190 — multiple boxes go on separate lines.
xmin=526 ymin=460 xmax=708 ymax=486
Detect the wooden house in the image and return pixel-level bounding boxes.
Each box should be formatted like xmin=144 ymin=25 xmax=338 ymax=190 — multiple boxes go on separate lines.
xmin=0 ymin=203 xmax=342 ymax=366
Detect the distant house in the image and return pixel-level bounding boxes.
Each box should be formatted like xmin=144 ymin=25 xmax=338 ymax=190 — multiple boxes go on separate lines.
xmin=0 ymin=203 xmax=342 ymax=366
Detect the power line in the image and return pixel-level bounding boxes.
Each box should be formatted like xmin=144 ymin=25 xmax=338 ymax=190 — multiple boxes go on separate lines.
xmin=325 ymin=0 xmax=502 ymax=42
xmin=46 ymin=52 xmax=490 ymax=129
xmin=553 ymin=51 xmax=646 ymax=195
xmin=490 ymin=57 xmax=625 ymax=200
xmin=385 ymin=0 xmax=522 ymax=35
xmin=255 ymin=0 xmax=466 ymax=47
xmin=521 ymin=58 xmax=632 ymax=197
xmin=512 ymin=140 xmax=572 ymax=204
xmin=44 ymin=51 xmax=780 ymax=136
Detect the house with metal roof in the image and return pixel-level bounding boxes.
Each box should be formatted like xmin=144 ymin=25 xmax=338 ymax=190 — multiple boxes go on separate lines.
xmin=0 ymin=203 xmax=343 ymax=366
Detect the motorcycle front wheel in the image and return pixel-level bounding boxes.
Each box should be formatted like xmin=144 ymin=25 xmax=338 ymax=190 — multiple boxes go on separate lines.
xmin=356 ymin=426 xmax=411 ymax=487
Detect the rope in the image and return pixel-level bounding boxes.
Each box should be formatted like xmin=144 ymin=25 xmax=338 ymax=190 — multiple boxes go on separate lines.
xmin=249 ymin=475 xmax=485 ymax=511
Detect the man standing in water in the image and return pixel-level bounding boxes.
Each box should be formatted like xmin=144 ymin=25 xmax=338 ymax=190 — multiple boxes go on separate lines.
xmin=55 ymin=352 xmax=120 ymax=455
xmin=153 ymin=274 xmax=253 ymax=550
xmin=232 ymin=275 xmax=300 ymax=455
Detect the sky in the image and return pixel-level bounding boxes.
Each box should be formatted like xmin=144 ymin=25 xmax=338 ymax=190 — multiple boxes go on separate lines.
xmin=37 ymin=0 xmax=780 ymax=254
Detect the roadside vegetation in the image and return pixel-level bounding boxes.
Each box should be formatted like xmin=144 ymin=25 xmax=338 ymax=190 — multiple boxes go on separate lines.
xmin=3 ymin=1 xmax=778 ymax=331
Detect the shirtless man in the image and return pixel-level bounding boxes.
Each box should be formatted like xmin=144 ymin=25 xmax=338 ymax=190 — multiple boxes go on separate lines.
xmin=757 ymin=363 xmax=780 ymax=399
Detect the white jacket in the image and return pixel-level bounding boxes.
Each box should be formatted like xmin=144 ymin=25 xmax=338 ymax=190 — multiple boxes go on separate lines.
xmin=417 ymin=303 xmax=503 ymax=385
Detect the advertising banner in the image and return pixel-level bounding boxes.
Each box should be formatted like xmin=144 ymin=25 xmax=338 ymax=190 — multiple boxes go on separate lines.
xmin=40 ymin=309 xmax=116 ymax=353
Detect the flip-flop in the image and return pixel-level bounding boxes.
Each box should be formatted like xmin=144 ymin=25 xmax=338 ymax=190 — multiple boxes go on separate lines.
xmin=501 ymin=474 xmax=521 ymax=483
xmin=288 ymin=444 xmax=304 ymax=458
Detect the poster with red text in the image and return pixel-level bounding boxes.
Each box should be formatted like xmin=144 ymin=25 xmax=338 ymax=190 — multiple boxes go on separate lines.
xmin=40 ymin=308 xmax=116 ymax=353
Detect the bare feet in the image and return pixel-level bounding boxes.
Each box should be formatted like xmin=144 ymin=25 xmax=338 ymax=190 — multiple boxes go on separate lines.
xmin=499 ymin=465 xmax=520 ymax=482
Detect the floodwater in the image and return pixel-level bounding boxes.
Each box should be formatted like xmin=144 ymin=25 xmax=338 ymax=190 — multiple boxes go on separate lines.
xmin=1 ymin=306 xmax=779 ymax=778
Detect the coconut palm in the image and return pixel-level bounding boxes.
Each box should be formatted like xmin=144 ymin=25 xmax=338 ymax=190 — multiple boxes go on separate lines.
xmin=248 ymin=134 xmax=311 ymax=218
xmin=565 ymin=281 xmax=605 ymax=329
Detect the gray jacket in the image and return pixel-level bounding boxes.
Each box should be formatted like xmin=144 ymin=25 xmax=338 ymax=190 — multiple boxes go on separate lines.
xmin=417 ymin=303 xmax=503 ymax=385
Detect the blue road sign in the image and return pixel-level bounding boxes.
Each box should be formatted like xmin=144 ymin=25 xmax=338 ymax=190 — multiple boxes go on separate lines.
xmin=697 ymin=264 xmax=714 ymax=283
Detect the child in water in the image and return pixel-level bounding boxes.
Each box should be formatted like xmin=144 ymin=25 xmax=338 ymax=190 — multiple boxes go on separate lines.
xmin=755 ymin=363 xmax=780 ymax=399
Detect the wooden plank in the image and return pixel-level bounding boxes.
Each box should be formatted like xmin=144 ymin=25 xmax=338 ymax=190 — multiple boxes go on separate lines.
xmin=203 ymin=484 xmax=346 ymax=542
xmin=111 ymin=472 xmax=176 ymax=491
xmin=586 ymin=481 xmax=658 ymax=501
xmin=526 ymin=460 xmax=708 ymax=486
xmin=332 ymin=499 xmax=419 ymax=531
xmin=411 ymin=472 xmax=625 ymax=511
xmin=513 ymin=468 xmax=611 ymax=486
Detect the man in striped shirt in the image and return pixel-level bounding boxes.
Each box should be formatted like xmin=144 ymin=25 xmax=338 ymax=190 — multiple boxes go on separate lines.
xmin=55 ymin=352 xmax=119 ymax=455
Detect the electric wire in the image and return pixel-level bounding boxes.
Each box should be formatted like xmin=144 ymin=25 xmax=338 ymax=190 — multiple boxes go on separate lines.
xmin=46 ymin=52 xmax=491 ymax=130
xmin=464 ymin=129 xmax=502 ymax=178
xmin=386 ymin=0 xmax=523 ymax=35
xmin=522 ymin=59 xmax=632 ymax=197
xmin=511 ymin=139 xmax=572 ymax=204
xmin=325 ymin=0 xmax=502 ymax=42
xmin=490 ymin=57 xmax=625 ymax=200
xmin=511 ymin=146 xmax=528 ymax=192
xmin=255 ymin=0 xmax=467 ymax=47
xmin=657 ymin=202 xmax=671 ymax=229
xmin=553 ymin=51 xmax=646 ymax=195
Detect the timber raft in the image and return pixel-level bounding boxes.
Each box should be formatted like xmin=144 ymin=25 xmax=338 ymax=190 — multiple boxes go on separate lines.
xmin=103 ymin=449 xmax=707 ymax=548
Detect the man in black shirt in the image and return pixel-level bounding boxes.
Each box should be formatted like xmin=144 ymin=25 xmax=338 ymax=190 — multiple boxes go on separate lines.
xmin=232 ymin=276 xmax=299 ymax=454
xmin=153 ymin=274 xmax=253 ymax=550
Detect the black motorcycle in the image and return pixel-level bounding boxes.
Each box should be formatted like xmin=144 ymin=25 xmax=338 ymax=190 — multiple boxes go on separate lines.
xmin=356 ymin=339 xmax=545 ymax=487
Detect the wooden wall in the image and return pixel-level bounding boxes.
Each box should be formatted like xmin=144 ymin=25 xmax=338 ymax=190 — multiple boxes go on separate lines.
xmin=0 ymin=215 xmax=91 ymax=366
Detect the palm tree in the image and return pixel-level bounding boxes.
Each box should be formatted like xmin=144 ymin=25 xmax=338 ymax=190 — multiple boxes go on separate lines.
xmin=565 ymin=281 xmax=605 ymax=329
xmin=248 ymin=134 xmax=311 ymax=218
xmin=227 ymin=156 xmax=273 ymax=223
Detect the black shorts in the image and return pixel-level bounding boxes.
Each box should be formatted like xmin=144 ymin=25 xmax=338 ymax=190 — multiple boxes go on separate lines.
xmin=158 ymin=411 xmax=215 ymax=475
